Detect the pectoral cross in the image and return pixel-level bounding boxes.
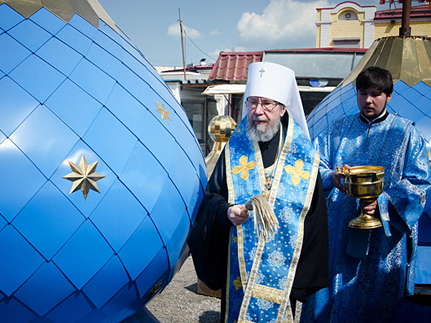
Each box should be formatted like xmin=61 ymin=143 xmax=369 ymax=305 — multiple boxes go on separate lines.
xmin=259 ymin=68 xmax=265 ymax=77
xmin=263 ymin=173 xmax=272 ymax=199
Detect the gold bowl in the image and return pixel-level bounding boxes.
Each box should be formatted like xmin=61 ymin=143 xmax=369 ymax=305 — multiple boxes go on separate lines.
xmin=343 ymin=166 xmax=385 ymax=199
xmin=338 ymin=166 xmax=385 ymax=229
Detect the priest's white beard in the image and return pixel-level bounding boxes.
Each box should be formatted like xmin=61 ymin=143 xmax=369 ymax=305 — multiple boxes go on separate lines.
xmin=247 ymin=115 xmax=281 ymax=142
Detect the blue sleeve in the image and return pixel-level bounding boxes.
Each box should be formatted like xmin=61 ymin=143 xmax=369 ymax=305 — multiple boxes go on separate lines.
xmin=313 ymin=123 xmax=338 ymax=195
xmin=380 ymin=127 xmax=431 ymax=235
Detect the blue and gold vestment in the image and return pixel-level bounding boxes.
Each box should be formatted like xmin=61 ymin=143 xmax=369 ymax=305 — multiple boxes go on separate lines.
xmin=301 ymin=113 xmax=431 ymax=322
xmin=224 ymin=113 xmax=320 ymax=322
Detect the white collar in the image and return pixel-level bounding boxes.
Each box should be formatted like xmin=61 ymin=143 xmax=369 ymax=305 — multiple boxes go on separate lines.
xmin=360 ymin=109 xmax=387 ymax=125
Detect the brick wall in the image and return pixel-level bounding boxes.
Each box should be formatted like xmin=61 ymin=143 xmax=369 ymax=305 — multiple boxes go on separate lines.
xmin=374 ymin=21 xmax=431 ymax=39
xmin=331 ymin=20 xmax=364 ymax=47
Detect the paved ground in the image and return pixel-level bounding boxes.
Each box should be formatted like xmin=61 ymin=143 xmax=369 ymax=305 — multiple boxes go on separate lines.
xmin=125 ymin=254 xmax=431 ymax=323
xmin=140 ymin=256 xmax=221 ymax=322
xmin=125 ymin=256 xmax=303 ymax=323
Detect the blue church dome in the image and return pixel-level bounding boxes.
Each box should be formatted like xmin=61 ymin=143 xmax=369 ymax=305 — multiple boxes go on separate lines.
xmin=0 ymin=0 xmax=206 ymax=321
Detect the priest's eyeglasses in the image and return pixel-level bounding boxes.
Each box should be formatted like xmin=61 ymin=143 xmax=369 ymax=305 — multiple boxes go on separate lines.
xmin=246 ymin=98 xmax=279 ymax=112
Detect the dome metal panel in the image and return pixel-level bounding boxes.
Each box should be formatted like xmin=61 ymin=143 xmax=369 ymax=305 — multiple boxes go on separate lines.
xmin=12 ymin=181 xmax=85 ymax=260
xmin=0 ymin=1 xmax=206 ymax=320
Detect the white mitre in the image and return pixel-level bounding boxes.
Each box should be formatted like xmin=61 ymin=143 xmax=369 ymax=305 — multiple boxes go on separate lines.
xmin=242 ymin=62 xmax=310 ymax=139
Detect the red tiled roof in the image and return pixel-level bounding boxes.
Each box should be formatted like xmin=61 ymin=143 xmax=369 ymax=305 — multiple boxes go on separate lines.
xmin=379 ymin=0 xmax=426 ymax=4
xmin=375 ymin=4 xmax=431 ymax=20
xmin=208 ymin=51 xmax=263 ymax=81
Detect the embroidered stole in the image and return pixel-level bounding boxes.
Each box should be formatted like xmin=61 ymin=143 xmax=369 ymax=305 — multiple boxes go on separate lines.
xmin=224 ymin=113 xmax=320 ymax=322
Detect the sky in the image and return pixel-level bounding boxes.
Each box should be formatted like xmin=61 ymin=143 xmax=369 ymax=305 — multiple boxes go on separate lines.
xmin=97 ymin=0 xmax=417 ymax=67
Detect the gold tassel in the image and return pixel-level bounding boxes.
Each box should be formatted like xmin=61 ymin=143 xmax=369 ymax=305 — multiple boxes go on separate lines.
xmin=245 ymin=195 xmax=279 ymax=240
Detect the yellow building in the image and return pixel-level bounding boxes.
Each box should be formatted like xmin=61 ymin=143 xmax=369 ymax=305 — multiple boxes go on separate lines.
xmin=374 ymin=3 xmax=431 ymax=39
xmin=316 ymin=1 xmax=431 ymax=49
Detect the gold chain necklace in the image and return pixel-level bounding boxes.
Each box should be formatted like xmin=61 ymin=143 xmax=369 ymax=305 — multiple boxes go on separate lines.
xmin=263 ymin=124 xmax=284 ymax=199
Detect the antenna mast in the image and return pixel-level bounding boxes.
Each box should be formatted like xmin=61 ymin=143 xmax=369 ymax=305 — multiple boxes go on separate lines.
xmin=179 ymin=8 xmax=187 ymax=80
xmin=400 ymin=0 xmax=412 ymax=36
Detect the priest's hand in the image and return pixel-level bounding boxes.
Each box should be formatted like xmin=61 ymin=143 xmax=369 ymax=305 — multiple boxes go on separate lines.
xmin=227 ymin=205 xmax=250 ymax=226
xmin=359 ymin=198 xmax=378 ymax=215
xmin=332 ymin=164 xmax=349 ymax=194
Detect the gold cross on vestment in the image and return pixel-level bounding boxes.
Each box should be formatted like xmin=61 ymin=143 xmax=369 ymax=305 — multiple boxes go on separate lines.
xmin=231 ymin=155 xmax=257 ymax=181
xmin=284 ymin=159 xmax=310 ymax=186
xmin=233 ymin=276 xmax=242 ymax=290
xmin=259 ymin=68 xmax=265 ymax=77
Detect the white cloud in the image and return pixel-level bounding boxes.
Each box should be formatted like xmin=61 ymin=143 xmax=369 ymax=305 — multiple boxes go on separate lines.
xmin=211 ymin=46 xmax=247 ymax=57
xmin=167 ymin=23 xmax=202 ymax=39
xmin=237 ymin=0 xmax=332 ymax=45
xmin=210 ymin=30 xmax=221 ymax=36
xmin=229 ymin=46 xmax=246 ymax=52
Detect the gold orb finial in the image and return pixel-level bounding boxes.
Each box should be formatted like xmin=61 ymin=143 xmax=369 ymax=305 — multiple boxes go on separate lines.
xmin=206 ymin=115 xmax=237 ymax=178
xmin=208 ymin=115 xmax=237 ymax=143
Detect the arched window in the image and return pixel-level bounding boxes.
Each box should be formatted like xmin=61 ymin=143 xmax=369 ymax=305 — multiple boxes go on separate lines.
xmin=339 ymin=10 xmax=358 ymax=21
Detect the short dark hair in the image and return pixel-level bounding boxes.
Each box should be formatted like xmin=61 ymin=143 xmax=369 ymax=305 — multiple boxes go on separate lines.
xmin=356 ymin=66 xmax=393 ymax=96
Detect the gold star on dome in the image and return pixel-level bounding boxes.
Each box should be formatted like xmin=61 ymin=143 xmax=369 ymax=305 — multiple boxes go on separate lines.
xmin=155 ymin=101 xmax=172 ymax=123
xmin=147 ymin=281 xmax=163 ymax=298
xmin=63 ymin=155 xmax=105 ymax=200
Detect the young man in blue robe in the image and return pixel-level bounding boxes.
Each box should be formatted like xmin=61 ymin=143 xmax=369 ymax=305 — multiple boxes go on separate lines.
xmin=301 ymin=67 xmax=431 ymax=322
xmin=189 ymin=62 xmax=328 ymax=322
